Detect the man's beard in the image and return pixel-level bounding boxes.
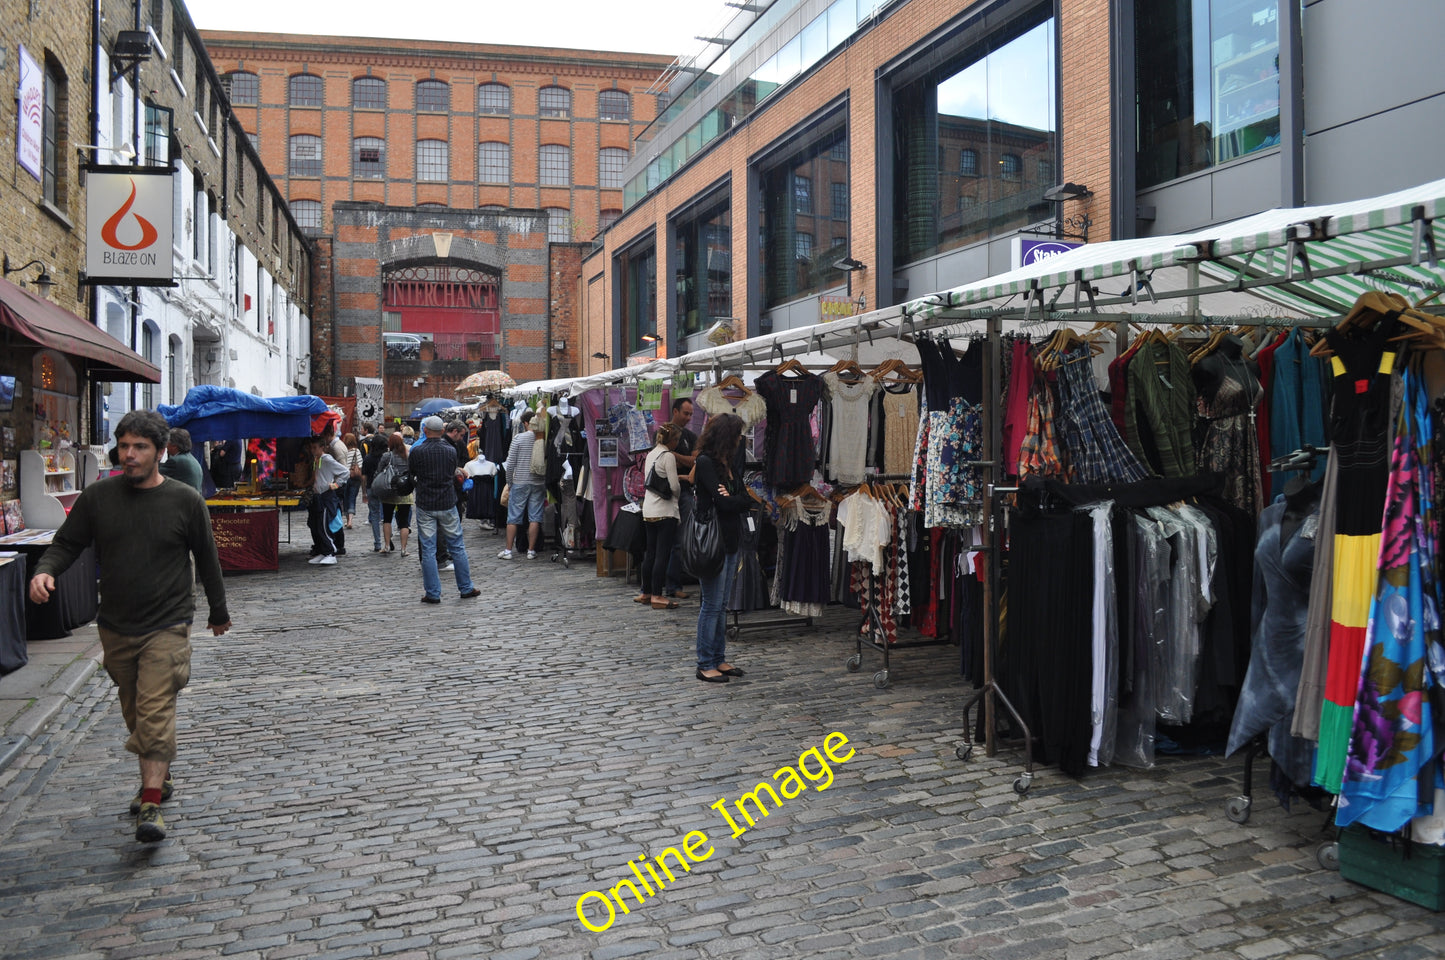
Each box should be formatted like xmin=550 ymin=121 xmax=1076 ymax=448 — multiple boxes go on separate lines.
xmin=121 ymin=465 xmax=149 ymax=485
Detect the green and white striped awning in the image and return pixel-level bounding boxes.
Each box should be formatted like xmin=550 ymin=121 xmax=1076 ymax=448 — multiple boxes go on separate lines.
xmin=903 ymin=177 xmax=1445 ymax=323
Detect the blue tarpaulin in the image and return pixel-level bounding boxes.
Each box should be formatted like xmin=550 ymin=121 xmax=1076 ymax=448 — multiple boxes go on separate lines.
xmin=158 ymin=386 xmax=328 ymax=443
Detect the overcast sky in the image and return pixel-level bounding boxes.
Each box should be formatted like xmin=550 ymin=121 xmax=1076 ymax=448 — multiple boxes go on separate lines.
xmin=183 ymin=0 xmax=716 ymax=57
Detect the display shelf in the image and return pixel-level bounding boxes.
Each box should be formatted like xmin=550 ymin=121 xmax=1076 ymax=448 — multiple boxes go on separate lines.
xmin=20 ymin=449 xmax=83 ymax=528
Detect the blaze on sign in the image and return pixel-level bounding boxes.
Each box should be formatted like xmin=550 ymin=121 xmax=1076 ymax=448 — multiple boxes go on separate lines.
xmin=85 ymin=167 xmax=175 ymax=286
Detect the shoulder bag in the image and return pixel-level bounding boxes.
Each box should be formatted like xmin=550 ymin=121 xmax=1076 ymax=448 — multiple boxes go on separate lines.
xmin=679 ymin=468 xmax=724 ymax=578
xmin=530 ymin=435 xmax=548 ymax=477
xmin=645 ymin=451 xmax=674 ymax=500
xmin=369 ymin=455 xmax=397 ymax=500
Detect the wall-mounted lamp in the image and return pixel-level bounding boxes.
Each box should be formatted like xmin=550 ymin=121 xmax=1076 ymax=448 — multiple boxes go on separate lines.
xmin=553 ymin=339 xmax=567 ymax=351
xmin=1043 ymin=182 xmax=1093 ymax=203
xmin=109 ymin=30 xmax=153 ymax=85
xmin=74 ymin=141 xmax=135 ymax=163
xmin=591 ymin=351 xmax=610 ymax=362
xmin=640 ymin=333 xmax=660 ymax=357
xmin=3 ymin=256 xmax=56 ymax=296
xmin=833 ymin=256 xmax=866 ymax=272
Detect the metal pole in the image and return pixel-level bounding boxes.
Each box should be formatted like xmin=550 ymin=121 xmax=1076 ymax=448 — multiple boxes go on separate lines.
xmin=982 ymin=314 xmax=1002 ymax=754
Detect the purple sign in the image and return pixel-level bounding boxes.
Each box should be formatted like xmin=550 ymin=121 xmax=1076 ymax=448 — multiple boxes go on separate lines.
xmin=1013 ymin=237 xmax=1084 ymax=269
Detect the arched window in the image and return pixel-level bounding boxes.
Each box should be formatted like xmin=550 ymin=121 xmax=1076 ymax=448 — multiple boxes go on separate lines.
xmin=291 ymin=199 xmax=322 ymax=232
xmin=140 ymin=322 xmax=159 ymax=409
xmin=599 ymin=147 xmax=628 ymax=189
xmin=353 ymin=137 xmax=385 ymax=179
xmin=288 ymin=73 xmax=323 ymax=107
xmin=289 ymin=134 xmax=322 ymax=177
xmin=353 ymin=77 xmax=386 ymax=110
xmin=416 ymin=140 xmax=449 ymax=181
xmin=598 ymin=90 xmax=631 ymax=121
xmin=478 ymin=142 xmax=510 ymax=184
xmin=539 ymin=86 xmax=571 ymax=118
xmin=477 ymin=83 xmax=511 ymax=115
xmin=416 ymin=79 xmax=449 ymax=112
xmin=224 ymin=71 xmax=258 ymax=105
xmin=1000 ymin=153 xmax=1022 ymax=182
xmin=539 ymin=144 xmax=569 ymax=186
xmin=959 ymin=148 xmax=978 ymax=177
xmin=545 ymin=208 xmax=571 ymax=243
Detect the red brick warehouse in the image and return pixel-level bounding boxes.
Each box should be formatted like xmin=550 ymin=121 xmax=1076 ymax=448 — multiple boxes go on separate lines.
xmin=200 ymin=30 xmax=672 ymax=410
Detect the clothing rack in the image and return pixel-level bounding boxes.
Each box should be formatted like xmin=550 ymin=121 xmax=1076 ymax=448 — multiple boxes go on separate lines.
xmin=842 ymin=473 xmax=953 ymax=690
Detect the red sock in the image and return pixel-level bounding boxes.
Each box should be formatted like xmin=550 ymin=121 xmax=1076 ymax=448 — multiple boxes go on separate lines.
xmin=141 ymin=787 xmax=163 ymax=805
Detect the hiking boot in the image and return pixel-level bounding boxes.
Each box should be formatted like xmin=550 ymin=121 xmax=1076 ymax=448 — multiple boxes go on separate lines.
xmin=135 ymin=803 xmax=167 ymax=843
xmin=129 ymin=778 xmax=174 ymax=815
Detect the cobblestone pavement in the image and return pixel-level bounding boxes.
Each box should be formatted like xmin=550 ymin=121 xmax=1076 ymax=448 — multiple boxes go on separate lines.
xmin=1 ymin=522 xmax=1444 ymax=959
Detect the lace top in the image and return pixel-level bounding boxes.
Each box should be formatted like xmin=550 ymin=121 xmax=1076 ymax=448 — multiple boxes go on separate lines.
xmin=697 ymin=386 xmax=767 ymax=427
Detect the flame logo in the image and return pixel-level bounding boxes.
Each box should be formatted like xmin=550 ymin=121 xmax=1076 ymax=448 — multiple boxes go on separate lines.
xmin=101 ymin=179 xmax=158 ymax=251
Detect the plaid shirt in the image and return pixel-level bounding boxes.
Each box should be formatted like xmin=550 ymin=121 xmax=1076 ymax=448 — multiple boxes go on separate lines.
xmin=1017 ymin=375 xmax=1065 ymax=482
xmin=1056 ymin=346 xmax=1151 ymax=484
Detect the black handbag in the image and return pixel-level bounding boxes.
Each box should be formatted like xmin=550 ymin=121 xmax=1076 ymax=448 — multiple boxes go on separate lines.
xmin=645 ymin=456 xmax=674 ymax=499
xmin=679 ymin=502 xmax=724 ymax=578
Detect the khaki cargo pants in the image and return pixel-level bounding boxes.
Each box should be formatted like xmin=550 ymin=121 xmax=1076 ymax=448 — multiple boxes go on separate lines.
xmin=97 ymin=624 xmax=192 ymax=762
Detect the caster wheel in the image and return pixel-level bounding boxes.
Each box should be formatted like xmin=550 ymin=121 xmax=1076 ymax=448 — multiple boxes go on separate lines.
xmin=873 ymin=671 xmax=890 ymax=689
xmin=1013 ymin=774 xmax=1032 ymax=795
xmin=1316 ymin=841 xmax=1339 ymax=871
xmin=727 ymin=627 xmax=739 ymax=641
xmin=1225 ymin=796 xmax=1251 ymax=824
xmin=845 ymin=655 xmax=861 ymax=673
xmin=956 ymin=744 xmax=974 ymax=762
xmin=562 ymin=557 xmax=570 ymax=569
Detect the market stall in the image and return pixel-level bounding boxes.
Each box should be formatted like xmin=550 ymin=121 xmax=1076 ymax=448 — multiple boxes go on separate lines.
xmin=159 ymin=387 xmax=334 ymax=572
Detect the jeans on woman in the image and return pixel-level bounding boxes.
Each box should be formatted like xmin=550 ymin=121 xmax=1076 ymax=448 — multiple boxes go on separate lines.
xmin=342 ymin=477 xmax=361 ymax=516
xmin=696 ymin=552 xmax=739 ymax=671
xmin=641 ymin=517 xmax=678 ymax=598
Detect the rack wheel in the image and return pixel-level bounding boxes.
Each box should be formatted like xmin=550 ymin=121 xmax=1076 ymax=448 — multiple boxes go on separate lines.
xmin=1316 ymin=841 xmax=1340 ymax=871
xmin=845 ymin=655 xmax=861 ymax=673
xmin=550 ymin=553 xmax=559 ymax=563
xmin=1225 ymin=796 xmax=1252 ymax=824
xmin=1013 ymin=773 xmax=1033 ymax=795
xmin=956 ymin=744 xmax=974 ymax=762
xmin=873 ymin=671 xmax=890 ymax=689
xmin=561 ymin=556 xmax=570 ymax=569
xmin=727 ymin=626 xmax=739 ymax=641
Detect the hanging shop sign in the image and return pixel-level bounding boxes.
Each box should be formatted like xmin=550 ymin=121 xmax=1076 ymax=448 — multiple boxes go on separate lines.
xmin=15 ymin=45 xmax=42 ymax=181
xmin=819 ymin=295 xmax=866 ymax=322
xmin=1011 ymin=237 xmax=1085 ymax=270
xmin=84 ymin=167 xmax=176 ymax=286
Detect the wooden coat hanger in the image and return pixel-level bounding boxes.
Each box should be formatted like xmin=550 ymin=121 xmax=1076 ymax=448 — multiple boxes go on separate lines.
xmin=827 ymin=357 xmax=866 ymax=380
xmin=717 ymin=373 xmax=751 ymax=393
xmin=1310 ymin=291 xmax=1411 ymax=358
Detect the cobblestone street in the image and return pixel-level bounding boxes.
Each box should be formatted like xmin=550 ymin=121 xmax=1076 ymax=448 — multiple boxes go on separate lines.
xmin=1 ymin=526 xmax=1443 ymax=959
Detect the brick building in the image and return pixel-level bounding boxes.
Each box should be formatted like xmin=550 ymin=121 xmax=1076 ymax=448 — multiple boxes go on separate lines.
xmin=584 ymin=0 xmax=1445 ymax=369
xmin=198 ymin=30 xmax=672 ymax=401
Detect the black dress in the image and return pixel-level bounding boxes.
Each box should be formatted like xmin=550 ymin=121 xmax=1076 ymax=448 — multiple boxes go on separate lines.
xmin=755 ymin=370 xmax=823 ymax=489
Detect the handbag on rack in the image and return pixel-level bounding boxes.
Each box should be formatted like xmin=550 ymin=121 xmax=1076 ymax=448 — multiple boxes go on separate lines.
xmin=678 ymin=501 xmax=724 ymax=578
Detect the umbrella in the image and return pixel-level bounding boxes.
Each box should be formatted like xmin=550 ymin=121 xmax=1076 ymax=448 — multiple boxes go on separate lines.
xmin=454 ymin=369 xmax=516 ymax=397
xmin=407 ymin=397 xmax=465 ymax=419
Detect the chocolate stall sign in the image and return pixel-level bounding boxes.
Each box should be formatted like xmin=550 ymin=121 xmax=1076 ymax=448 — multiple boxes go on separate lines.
xmin=85 ymin=168 xmax=176 ymax=286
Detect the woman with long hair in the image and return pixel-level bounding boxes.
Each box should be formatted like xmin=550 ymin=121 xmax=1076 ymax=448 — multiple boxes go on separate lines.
xmin=692 ymin=413 xmax=749 ymax=683
xmin=341 ymin=432 xmax=363 ymax=528
xmin=379 ymin=431 xmax=414 ymax=555
xmin=638 ymin=423 xmax=684 ymax=609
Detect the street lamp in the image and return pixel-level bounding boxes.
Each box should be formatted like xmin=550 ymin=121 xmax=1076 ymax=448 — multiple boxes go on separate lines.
xmin=3 ymin=256 xmax=56 ymax=296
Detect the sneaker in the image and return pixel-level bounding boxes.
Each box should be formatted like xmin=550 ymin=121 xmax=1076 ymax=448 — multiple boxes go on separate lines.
xmin=526 ymin=550 xmax=537 ymax=560
xmin=307 ymin=556 xmax=326 ymax=564
xmin=335 ymin=549 xmax=347 ymax=556
xmin=497 ymin=548 xmax=513 ymax=560
xmin=460 ymin=589 xmax=481 ymax=599
xmin=129 ymin=778 xmax=174 ymax=815
xmin=440 ymin=561 xmax=455 ymax=571
xmin=318 ymin=555 xmax=337 ymax=565
xmin=135 ymin=803 xmax=166 ymax=843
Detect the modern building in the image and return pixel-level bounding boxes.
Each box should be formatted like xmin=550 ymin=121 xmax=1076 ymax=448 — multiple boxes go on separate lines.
xmin=199 ymin=30 xmax=673 ymax=407
xmin=580 ymin=0 xmax=1445 ymax=369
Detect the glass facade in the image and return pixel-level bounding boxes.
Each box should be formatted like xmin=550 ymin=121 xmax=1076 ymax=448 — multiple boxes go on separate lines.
xmin=1136 ymin=0 xmax=1281 ymax=188
xmin=673 ymin=196 xmax=732 ymax=339
xmin=759 ymin=125 xmax=849 ymax=309
xmin=617 ymin=243 xmax=657 ymax=356
xmin=892 ymin=15 xmax=1056 ymax=264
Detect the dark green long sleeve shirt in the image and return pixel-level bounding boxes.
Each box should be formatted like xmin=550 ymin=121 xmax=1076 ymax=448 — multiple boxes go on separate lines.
xmin=34 ymin=475 xmax=229 ymax=633
xmin=1123 ymin=338 xmax=1198 ymax=478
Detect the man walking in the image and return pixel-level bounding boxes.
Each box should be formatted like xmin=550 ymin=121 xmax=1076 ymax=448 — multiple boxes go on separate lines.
xmin=411 ymin=416 xmax=481 ymax=603
xmin=159 ymin=427 xmax=204 ymax=492
xmin=662 ymin=396 xmax=698 ymax=599
xmin=28 ymin=410 xmax=229 ymax=843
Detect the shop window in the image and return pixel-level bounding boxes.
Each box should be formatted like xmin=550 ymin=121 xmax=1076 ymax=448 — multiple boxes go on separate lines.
xmin=289 ymin=135 xmax=322 ymax=178
xmin=478 ymin=141 xmax=509 ymax=184
xmin=416 ymin=80 xmax=449 ymax=113
xmin=615 ymin=242 xmax=656 ymax=355
xmin=416 ymin=139 xmax=448 ymax=181
xmin=599 ymin=90 xmax=631 ymax=121
xmin=672 ymin=195 xmax=731 ymax=338
xmin=477 ymin=83 xmax=511 ymax=115
xmin=140 ymin=322 xmax=158 ymax=410
xmin=893 ymin=12 xmax=1056 ymax=263
xmin=539 ymin=144 xmax=570 ymax=186
xmin=1136 ymin=0 xmax=1281 ymax=187
xmin=354 ymin=137 xmax=385 ymax=178
xmin=599 ymin=147 xmax=628 ymax=189
xmin=760 ymin=124 xmax=849 ymax=309
xmin=539 ymin=86 xmax=571 ymax=118
xmin=289 ymin=73 xmax=323 ymax=107
xmin=225 ymin=71 xmax=259 ymax=105
xmin=353 ymin=77 xmax=386 ymax=110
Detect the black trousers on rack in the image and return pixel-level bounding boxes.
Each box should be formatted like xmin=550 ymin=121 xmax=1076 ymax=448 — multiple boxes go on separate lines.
xmin=1001 ymin=509 xmax=1095 ymax=778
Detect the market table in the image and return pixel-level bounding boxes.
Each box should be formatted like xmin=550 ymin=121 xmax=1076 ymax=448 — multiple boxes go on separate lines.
xmin=0 ymin=531 xmax=98 ymax=641
xmin=0 ymin=556 xmax=27 ymax=674
xmin=206 ymin=495 xmax=301 ymax=572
